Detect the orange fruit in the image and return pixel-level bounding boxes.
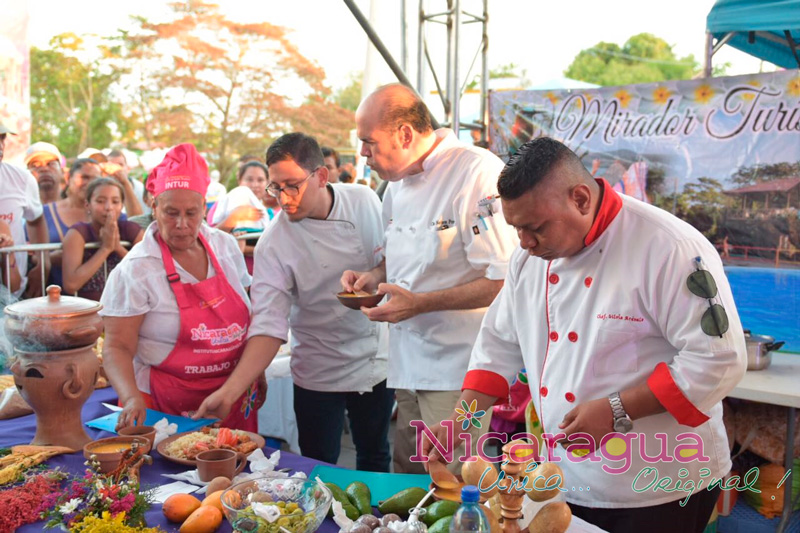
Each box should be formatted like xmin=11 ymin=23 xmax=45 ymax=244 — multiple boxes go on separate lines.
xmin=201 ymin=490 xmax=225 ymax=512
xmin=179 ymin=505 xmax=223 ymax=533
xmin=163 ymin=493 xmax=202 ymax=523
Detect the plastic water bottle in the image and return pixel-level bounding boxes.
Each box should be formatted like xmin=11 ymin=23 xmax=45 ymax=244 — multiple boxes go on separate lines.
xmin=449 ymin=486 xmax=489 ymax=533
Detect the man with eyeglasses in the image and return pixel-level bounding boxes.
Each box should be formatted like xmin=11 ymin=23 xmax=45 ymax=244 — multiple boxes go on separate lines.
xmin=0 ymin=123 xmax=50 ymax=298
xmin=195 ymin=133 xmax=393 ymax=472
xmin=423 ymin=138 xmax=748 ymax=533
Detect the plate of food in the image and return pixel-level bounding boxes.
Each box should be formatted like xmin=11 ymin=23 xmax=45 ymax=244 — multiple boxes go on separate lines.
xmin=157 ymin=426 xmax=266 ymax=466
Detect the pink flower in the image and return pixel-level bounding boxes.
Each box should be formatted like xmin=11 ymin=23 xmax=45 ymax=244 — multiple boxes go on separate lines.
xmin=110 ymin=492 xmax=136 ymax=515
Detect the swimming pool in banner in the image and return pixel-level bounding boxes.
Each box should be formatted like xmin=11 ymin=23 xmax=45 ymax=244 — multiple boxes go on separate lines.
xmin=724 ymin=266 xmax=800 ymax=353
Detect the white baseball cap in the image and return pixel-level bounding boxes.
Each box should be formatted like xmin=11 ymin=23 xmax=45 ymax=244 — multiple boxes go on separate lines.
xmin=25 ymin=142 xmax=63 ymax=165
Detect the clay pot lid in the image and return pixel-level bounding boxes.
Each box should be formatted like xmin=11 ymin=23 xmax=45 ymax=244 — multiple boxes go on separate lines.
xmin=4 ymin=285 xmax=102 ymax=319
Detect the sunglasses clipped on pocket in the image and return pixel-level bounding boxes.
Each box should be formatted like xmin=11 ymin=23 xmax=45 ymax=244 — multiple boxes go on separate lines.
xmin=686 ymin=258 xmax=729 ymax=338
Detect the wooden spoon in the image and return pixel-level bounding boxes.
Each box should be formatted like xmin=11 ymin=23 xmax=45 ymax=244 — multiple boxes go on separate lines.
xmin=429 ymin=459 xmax=461 ymax=490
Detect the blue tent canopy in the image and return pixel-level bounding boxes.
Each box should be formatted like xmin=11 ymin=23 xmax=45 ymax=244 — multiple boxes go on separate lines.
xmin=706 ymin=0 xmax=800 ymax=69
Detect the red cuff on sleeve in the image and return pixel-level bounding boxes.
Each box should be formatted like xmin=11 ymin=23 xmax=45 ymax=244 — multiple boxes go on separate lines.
xmin=647 ymin=362 xmax=709 ymax=427
xmin=463 ymin=369 xmax=510 ymax=406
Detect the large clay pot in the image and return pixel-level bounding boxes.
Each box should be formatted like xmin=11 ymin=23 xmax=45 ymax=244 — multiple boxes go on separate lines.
xmin=10 ymin=344 xmax=100 ymax=450
xmin=4 ymin=285 xmax=103 ymax=351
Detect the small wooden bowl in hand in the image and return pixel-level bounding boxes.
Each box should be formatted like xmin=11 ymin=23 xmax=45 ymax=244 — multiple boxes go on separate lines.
xmin=336 ymin=291 xmax=383 ymax=310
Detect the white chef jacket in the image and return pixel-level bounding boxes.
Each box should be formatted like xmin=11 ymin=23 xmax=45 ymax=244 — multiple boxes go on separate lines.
xmin=465 ymin=180 xmax=747 ymax=508
xmin=0 ymin=163 xmax=43 ymax=293
xmin=382 ymin=129 xmax=518 ymax=391
xmin=248 ymin=184 xmax=387 ymax=393
xmin=99 ymin=223 xmax=251 ymax=393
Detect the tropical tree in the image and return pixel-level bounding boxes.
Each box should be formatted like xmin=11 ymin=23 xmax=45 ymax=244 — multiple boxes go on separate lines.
xmin=30 ymin=33 xmax=129 ymax=157
xmin=730 ymin=162 xmax=800 ymax=188
xmin=564 ymin=33 xmax=699 ymax=86
xmin=120 ymin=1 xmax=353 ymax=175
xmin=334 ymin=72 xmax=363 ymax=112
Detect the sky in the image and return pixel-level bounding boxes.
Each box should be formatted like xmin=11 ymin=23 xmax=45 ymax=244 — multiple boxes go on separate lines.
xmin=27 ymin=0 xmax=771 ymax=98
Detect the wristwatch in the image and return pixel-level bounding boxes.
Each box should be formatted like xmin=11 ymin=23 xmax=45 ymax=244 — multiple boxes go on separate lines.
xmin=608 ymin=392 xmax=633 ymax=434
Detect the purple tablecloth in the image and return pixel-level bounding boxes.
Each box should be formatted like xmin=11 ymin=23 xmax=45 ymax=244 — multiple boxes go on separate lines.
xmin=2 ymin=387 xmax=339 ymax=532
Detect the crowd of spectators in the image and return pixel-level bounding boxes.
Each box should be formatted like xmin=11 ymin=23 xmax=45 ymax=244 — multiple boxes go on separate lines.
xmin=0 ymin=125 xmax=367 ymax=302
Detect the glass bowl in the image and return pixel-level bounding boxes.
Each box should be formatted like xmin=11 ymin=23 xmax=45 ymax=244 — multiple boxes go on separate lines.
xmin=221 ymin=475 xmax=332 ymax=533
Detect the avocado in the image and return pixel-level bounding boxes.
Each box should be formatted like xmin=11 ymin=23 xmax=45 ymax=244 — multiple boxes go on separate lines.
xmin=346 ymin=481 xmax=373 ymax=516
xmin=377 ymin=487 xmax=430 ymax=518
xmin=326 ymin=482 xmax=360 ymax=520
xmin=422 ymin=500 xmax=460 ymax=526
xmin=428 ymin=515 xmax=454 ymax=533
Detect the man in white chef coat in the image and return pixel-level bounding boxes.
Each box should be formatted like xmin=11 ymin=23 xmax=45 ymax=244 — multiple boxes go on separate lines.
xmin=342 ymin=84 xmax=518 ymax=473
xmin=423 ymin=138 xmax=748 ymax=532
xmin=196 ymin=133 xmax=393 ymax=471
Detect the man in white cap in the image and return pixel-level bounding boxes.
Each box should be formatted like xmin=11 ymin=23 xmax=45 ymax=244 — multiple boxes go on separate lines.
xmin=25 ymin=142 xmax=64 ymax=204
xmin=0 ymin=122 xmax=50 ymax=297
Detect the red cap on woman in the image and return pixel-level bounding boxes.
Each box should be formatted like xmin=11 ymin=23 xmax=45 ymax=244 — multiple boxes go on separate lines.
xmin=146 ymin=144 xmax=210 ymax=198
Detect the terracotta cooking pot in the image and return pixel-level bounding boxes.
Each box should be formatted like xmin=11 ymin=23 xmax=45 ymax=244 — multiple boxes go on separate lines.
xmin=4 ymin=285 xmax=103 ymax=351
xmin=10 ymin=343 xmax=100 ymax=450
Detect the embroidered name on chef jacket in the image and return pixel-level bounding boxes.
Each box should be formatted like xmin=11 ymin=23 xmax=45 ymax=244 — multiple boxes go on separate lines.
xmin=431 ymin=218 xmax=456 ymax=231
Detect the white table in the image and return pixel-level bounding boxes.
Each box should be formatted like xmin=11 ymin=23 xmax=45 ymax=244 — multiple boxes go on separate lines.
xmin=728 ymin=352 xmax=800 ymax=533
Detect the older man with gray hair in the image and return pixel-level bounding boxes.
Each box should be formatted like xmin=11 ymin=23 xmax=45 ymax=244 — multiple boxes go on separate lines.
xmin=342 ymin=84 xmax=518 ymax=473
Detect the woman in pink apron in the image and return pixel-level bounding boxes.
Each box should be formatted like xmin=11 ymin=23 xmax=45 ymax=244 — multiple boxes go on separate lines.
xmin=101 ymin=144 xmax=261 ymax=432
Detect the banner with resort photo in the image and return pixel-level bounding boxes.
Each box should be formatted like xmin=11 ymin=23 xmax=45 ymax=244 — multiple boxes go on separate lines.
xmin=488 ymin=70 xmax=800 ymax=208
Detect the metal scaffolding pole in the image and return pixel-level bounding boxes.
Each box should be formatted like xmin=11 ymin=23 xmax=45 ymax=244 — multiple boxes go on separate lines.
xmin=417 ymin=0 xmax=488 ymax=136
xmin=343 ymin=0 xmax=440 ymax=129
xmin=345 ymin=0 xmax=488 ymax=138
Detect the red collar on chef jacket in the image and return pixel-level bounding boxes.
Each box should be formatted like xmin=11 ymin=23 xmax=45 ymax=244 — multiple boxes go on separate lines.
xmin=583 ymin=178 xmax=622 ymax=247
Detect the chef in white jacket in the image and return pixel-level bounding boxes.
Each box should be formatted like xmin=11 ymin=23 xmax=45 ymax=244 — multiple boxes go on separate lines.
xmin=424 ymin=138 xmax=747 ymax=533
xmin=196 ymin=133 xmax=392 ymax=472
xmin=342 ymin=84 xmax=518 ymax=473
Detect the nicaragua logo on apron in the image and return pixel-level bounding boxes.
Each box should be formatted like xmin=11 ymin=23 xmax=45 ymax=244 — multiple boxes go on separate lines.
xmin=190 ymin=322 xmax=247 ymax=345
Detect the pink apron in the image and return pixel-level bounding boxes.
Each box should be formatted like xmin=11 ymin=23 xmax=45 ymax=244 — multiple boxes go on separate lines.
xmin=149 ymin=232 xmax=258 ymax=431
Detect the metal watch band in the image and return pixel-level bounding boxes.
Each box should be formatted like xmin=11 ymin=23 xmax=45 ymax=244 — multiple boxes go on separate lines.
xmin=609 ymin=391 xmax=627 ymax=419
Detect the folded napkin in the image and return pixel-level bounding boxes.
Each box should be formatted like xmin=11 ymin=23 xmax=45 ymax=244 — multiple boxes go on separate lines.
xmin=153 ymin=417 xmax=178 ymax=446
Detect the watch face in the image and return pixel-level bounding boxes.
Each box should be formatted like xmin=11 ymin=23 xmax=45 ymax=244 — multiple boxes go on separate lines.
xmin=614 ymin=417 xmax=634 ymax=434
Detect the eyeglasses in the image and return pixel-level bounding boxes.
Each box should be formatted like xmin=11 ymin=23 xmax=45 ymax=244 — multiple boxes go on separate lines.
xmin=686 ymin=257 xmax=729 ymax=338
xmin=266 ymin=167 xmax=319 ymax=198
xmin=27 ymin=159 xmax=60 ymax=172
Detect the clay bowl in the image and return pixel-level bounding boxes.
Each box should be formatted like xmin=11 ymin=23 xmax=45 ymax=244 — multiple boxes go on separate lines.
xmin=336 ymin=291 xmax=383 ymax=310
xmin=118 ymin=425 xmax=156 ymax=449
xmin=83 ymin=436 xmax=151 ymax=473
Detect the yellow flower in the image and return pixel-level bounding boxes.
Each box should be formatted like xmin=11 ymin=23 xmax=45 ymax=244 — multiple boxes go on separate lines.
xmin=545 ymin=91 xmax=559 ymax=105
xmin=614 ymin=89 xmax=632 ymax=108
xmin=652 ymin=86 xmax=672 ymax=105
xmin=787 ymin=77 xmax=800 ymax=97
xmin=574 ymin=93 xmax=595 ymax=109
xmin=694 ymin=84 xmax=715 ymax=104
xmin=741 ymin=80 xmax=761 ymax=101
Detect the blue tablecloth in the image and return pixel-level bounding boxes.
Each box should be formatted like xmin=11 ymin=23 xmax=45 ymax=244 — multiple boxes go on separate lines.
xmin=1 ymin=387 xmax=339 ymax=532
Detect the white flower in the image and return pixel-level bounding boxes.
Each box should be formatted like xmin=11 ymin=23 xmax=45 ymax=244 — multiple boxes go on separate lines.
xmin=59 ymin=498 xmax=82 ymax=515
